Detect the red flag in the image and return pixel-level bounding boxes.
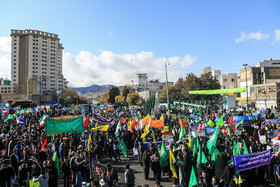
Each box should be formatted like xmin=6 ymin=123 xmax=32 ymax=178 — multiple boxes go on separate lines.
xmin=83 ymin=117 xmax=89 ymax=128
xmin=130 ymin=120 xmax=138 ymax=133
xmin=119 ymin=118 xmax=126 ymax=124
xmin=197 ymin=123 xmax=204 ymax=132
xmin=228 ymin=117 xmax=236 ymax=127
xmin=40 ymin=139 xmax=48 ymax=152
xmin=179 ymin=118 xmax=187 ymax=130
xmin=224 ymin=128 xmax=228 ymax=135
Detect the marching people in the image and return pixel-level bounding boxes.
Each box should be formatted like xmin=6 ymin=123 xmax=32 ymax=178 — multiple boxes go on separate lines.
xmin=0 ymin=103 xmax=280 ymax=187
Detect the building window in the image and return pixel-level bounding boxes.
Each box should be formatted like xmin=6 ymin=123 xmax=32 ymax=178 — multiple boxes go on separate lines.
xmin=223 ymin=86 xmax=226 ymax=89
xmin=231 ymin=78 xmax=235 ymax=82
xmin=223 ymin=79 xmax=227 ymax=82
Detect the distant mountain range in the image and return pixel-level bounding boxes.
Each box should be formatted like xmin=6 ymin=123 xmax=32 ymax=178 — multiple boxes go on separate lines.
xmin=73 ymin=84 xmax=115 ymax=96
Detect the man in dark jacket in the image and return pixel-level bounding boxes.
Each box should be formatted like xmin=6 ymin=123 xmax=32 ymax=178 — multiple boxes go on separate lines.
xmin=61 ymin=157 xmax=71 ymax=187
xmin=10 ymin=149 xmax=20 ymax=175
xmin=48 ymin=160 xmax=58 ymax=187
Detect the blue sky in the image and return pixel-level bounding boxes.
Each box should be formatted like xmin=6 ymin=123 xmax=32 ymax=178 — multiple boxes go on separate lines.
xmin=0 ymin=0 xmax=280 ymax=86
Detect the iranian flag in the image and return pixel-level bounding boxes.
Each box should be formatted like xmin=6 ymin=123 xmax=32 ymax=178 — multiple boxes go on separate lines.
xmin=39 ymin=114 xmax=48 ymax=126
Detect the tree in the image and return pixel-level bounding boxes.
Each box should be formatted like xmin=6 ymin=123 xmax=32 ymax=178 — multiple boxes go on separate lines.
xmin=126 ymin=93 xmax=141 ymax=105
xmin=98 ymin=92 xmax=109 ymax=103
xmin=118 ymin=85 xmax=133 ymax=105
xmin=159 ymin=72 xmax=221 ymax=102
xmin=108 ymin=86 xmax=120 ymax=104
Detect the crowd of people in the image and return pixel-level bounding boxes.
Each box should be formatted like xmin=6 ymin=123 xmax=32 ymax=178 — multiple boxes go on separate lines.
xmin=0 ymin=104 xmax=280 ymax=187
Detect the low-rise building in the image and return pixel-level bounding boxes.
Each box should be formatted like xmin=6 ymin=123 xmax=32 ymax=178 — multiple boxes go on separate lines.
xmin=249 ymin=82 xmax=280 ymax=109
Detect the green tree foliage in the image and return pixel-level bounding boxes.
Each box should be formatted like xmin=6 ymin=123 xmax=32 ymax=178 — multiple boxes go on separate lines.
xmin=160 ymin=72 xmax=220 ymax=102
xmin=126 ymin=93 xmax=141 ymax=105
xmin=117 ymin=85 xmax=132 ymax=105
xmin=108 ymin=86 xmax=120 ymax=104
xmin=58 ymin=88 xmax=87 ymax=105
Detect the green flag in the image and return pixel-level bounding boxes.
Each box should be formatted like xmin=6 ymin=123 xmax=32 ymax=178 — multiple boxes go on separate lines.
xmin=227 ymin=127 xmax=231 ymax=137
xmin=10 ymin=124 xmax=13 ymax=132
xmin=216 ymin=117 xmax=224 ymax=128
xmin=160 ymin=142 xmax=168 ymax=167
xmin=189 ymin=166 xmax=198 ymax=187
xmin=235 ymin=118 xmax=244 ymax=129
xmin=95 ymin=121 xmax=98 ymax=127
xmin=243 ymin=140 xmax=249 ymax=154
xmin=197 ymin=110 xmax=202 ymax=116
xmin=4 ymin=114 xmax=13 ymax=123
xmin=197 ymin=145 xmax=207 ymax=168
xmin=233 ymin=142 xmax=241 ymax=156
xmin=207 ymin=119 xmax=215 ymax=127
xmin=179 ymin=126 xmax=186 ymax=141
xmin=207 ymin=128 xmax=219 ymax=150
xmin=187 ymin=117 xmax=190 ymax=123
xmin=52 ymin=152 xmax=60 ymax=175
xmin=209 ymin=146 xmax=221 ymax=166
xmin=118 ymin=139 xmax=128 ymax=157
xmin=195 ymin=117 xmax=200 ymax=123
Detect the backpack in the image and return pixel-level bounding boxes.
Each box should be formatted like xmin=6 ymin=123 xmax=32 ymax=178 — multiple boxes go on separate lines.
xmin=127 ymin=169 xmax=135 ymax=184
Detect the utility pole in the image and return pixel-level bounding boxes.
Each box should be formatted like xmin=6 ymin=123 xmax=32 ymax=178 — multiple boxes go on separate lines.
xmin=165 ymin=61 xmax=170 ymax=116
xmin=243 ymin=64 xmax=249 ymax=110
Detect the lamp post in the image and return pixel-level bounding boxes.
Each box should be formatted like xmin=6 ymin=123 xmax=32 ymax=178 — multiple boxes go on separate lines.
xmin=243 ymin=64 xmax=249 ymax=110
xmin=165 ymin=61 xmax=170 ymax=116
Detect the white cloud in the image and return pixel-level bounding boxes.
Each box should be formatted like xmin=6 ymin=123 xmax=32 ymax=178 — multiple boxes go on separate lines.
xmin=274 ymin=29 xmax=280 ymax=43
xmin=0 ymin=36 xmax=196 ymax=87
xmin=0 ymin=37 xmax=11 ymax=79
xmin=235 ymin=31 xmax=270 ymax=43
xmin=63 ymin=51 xmax=196 ymax=87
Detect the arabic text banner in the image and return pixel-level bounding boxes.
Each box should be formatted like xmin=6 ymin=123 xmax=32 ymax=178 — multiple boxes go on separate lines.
xmin=46 ymin=116 xmax=84 ymax=135
xmin=232 ymin=149 xmax=271 ymax=172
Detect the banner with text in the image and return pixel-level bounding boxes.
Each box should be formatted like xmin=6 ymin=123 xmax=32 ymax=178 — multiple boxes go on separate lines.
xmin=46 ymin=116 xmax=84 ymax=135
xmin=232 ymin=149 xmax=271 ymax=172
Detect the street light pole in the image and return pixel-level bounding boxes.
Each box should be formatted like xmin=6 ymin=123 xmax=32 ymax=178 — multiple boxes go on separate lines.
xmin=165 ymin=61 xmax=170 ymax=116
xmin=243 ymin=64 xmax=249 ymax=110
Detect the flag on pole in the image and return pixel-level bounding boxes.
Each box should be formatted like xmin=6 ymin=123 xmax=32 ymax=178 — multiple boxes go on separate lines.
xmin=207 ymin=119 xmax=215 ymax=127
xmin=140 ymin=125 xmax=150 ymax=139
xmin=39 ymin=114 xmax=47 ymax=126
xmin=169 ymin=149 xmax=178 ymax=178
xmin=216 ymin=116 xmax=224 ymax=128
xmin=83 ymin=116 xmax=89 ymax=128
xmin=52 ymin=152 xmax=60 ymax=174
xmin=179 ymin=126 xmax=186 ymax=141
xmin=4 ymin=114 xmax=13 ymax=123
xmin=40 ymin=139 xmax=48 ymax=151
xmin=189 ymin=166 xmax=198 ymax=187
xmin=227 ymin=127 xmax=231 ymax=137
xmin=115 ymin=121 xmax=121 ymax=135
xmin=160 ymin=141 xmax=168 ymax=167
xmin=118 ymin=139 xmax=127 ymax=157
xmin=228 ymin=116 xmax=236 ymax=126
xmin=243 ymin=140 xmax=249 ymax=154
xmin=87 ymin=133 xmax=92 ymax=151
xmin=207 ymin=128 xmax=219 ymax=150
xmin=16 ymin=117 xmax=25 ymax=126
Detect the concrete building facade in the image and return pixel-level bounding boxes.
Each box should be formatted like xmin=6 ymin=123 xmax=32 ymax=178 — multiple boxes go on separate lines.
xmin=203 ymin=67 xmax=238 ymax=89
xmin=10 ymin=29 xmax=64 ymax=96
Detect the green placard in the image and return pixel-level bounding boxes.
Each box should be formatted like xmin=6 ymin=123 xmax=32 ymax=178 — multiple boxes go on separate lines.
xmin=46 ymin=116 xmax=84 ymax=135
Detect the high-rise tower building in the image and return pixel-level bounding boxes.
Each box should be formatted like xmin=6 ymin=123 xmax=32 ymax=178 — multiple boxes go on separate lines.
xmin=10 ymin=29 xmax=64 ymax=95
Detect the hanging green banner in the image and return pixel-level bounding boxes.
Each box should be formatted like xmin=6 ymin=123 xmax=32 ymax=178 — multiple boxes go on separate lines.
xmin=189 ymin=87 xmax=245 ymax=95
xmin=45 ymin=116 xmax=84 ymax=135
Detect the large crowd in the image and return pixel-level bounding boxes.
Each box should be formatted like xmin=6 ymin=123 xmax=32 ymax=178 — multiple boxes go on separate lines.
xmin=0 ymin=104 xmax=280 ymax=187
